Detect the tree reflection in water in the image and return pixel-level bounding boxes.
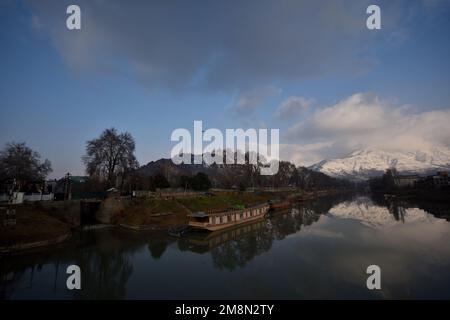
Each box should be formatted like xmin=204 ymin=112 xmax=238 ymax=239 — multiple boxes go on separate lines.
xmin=371 ymin=193 xmax=450 ymax=222
xmin=148 ymin=237 xmax=169 ymax=259
xmin=71 ymin=229 xmax=134 ymax=299
xmin=185 ymin=192 xmax=447 ymax=271
xmin=1 ymin=227 xmax=142 ymax=299
xmin=186 ymin=194 xmax=351 ymax=271
xmin=2 ymin=192 xmax=450 ymax=299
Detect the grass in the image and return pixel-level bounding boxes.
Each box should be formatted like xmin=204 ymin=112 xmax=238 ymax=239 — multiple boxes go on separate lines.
xmin=178 ymin=192 xmax=274 ymax=212
xmin=118 ymin=191 xmax=278 ymax=228
xmin=119 ymin=198 xmax=190 ymax=227
xmin=0 ymin=208 xmax=70 ymax=247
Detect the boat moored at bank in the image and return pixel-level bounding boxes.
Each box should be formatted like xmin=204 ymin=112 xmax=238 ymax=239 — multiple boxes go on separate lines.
xmin=188 ymin=203 xmax=270 ymax=231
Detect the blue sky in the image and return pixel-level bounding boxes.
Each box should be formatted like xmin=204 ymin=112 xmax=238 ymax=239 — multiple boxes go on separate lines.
xmin=1 ymin=0 xmax=450 ymax=178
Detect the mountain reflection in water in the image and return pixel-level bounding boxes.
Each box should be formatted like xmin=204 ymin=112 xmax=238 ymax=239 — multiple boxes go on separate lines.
xmin=2 ymin=194 xmax=450 ymax=299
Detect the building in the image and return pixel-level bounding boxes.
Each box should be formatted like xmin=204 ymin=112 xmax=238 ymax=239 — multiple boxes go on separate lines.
xmin=417 ymin=171 xmax=450 ymax=189
xmin=393 ymin=175 xmax=419 ymax=188
xmin=429 ymin=171 xmax=449 ymax=188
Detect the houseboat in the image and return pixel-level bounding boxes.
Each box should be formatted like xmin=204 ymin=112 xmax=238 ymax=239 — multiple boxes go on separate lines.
xmin=183 ymin=220 xmax=267 ymax=253
xmin=188 ymin=203 xmax=270 ymax=231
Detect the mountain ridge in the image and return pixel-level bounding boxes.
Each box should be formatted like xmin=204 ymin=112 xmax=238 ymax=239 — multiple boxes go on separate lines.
xmin=310 ymin=146 xmax=450 ymax=180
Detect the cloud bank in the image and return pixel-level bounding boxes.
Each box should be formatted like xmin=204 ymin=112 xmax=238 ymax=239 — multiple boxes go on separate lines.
xmin=275 ymin=96 xmax=314 ymax=119
xmin=282 ymin=92 xmax=450 ymax=166
xmin=26 ymin=0 xmax=388 ymax=92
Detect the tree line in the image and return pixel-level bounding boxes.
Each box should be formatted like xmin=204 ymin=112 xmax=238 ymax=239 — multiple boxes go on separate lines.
xmin=0 ymin=127 xmax=354 ymax=193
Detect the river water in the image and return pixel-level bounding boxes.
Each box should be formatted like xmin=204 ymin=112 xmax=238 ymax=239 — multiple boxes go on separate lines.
xmin=2 ymin=194 xmax=450 ymax=299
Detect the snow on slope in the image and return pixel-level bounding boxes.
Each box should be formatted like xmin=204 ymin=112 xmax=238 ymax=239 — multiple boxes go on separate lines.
xmin=310 ymin=145 xmax=450 ymax=180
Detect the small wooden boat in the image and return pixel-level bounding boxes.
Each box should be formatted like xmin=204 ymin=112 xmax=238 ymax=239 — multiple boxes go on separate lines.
xmin=168 ymin=224 xmax=191 ymax=237
xmin=268 ymin=199 xmax=291 ymax=211
xmin=188 ymin=203 xmax=270 ymax=231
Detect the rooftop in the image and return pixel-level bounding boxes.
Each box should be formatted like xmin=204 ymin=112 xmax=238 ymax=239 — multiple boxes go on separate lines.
xmin=189 ymin=211 xmax=207 ymax=218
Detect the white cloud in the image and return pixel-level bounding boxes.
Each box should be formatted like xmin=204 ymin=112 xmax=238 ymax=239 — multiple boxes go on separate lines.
xmin=283 ymin=92 xmax=450 ymax=166
xmin=228 ymin=86 xmax=281 ymax=117
xmin=280 ymin=142 xmax=335 ymax=167
xmin=275 ymin=96 xmax=314 ymax=119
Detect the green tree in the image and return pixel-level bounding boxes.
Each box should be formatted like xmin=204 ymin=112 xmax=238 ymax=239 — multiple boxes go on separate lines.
xmin=152 ymin=173 xmax=170 ymax=190
xmin=178 ymin=175 xmax=191 ymax=190
xmin=190 ymin=172 xmax=212 ymax=191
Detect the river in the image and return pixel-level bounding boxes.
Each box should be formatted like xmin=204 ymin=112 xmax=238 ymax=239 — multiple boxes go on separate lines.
xmin=2 ymin=194 xmax=450 ymax=299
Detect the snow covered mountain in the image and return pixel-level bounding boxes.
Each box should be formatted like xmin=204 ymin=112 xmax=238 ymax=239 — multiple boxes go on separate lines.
xmin=310 ymin=146 xmax=450 ymax=180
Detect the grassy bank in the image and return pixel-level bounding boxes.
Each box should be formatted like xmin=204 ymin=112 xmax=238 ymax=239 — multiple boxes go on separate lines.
xmin=0 ymin=189 xmax=350 ymax=251
xmin=117 ymin=198 xmax=190 ymax=229
xmin=116 ymin=191 xmax=291 ymax=229
xmin=118 ymin=190 xmax=304 ymax=229
xmin=0 ymin=204 xmax=73 ymax=251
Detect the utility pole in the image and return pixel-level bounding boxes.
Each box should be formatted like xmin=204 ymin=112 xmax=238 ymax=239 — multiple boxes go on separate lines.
xmin=40 ymin=178 xmax=46 ymax=201
xmin=8 ymin=178 xmax=16 ymax=204
xmin=64 ymin=172 xmax=71 ymax=201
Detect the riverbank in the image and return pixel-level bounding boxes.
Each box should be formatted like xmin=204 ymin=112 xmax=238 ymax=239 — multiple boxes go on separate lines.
xmin=0 ymin=188 xmax=351 ymax=253
xmin=0 ymin=205 xmax=73 ymax=254
xmin=5 ymin=194 xmax=450 ymax=299
xmin=116 ymin=191 xmax=276 ymax=230
xmin=372 ymin=188 xmax=450 ymax=203
xmin=116 ymin=189 xmax=349 ymax=230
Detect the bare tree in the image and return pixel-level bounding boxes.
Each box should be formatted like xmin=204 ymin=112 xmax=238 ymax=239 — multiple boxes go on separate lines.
xmin=82 ymin=128 xmax=139 ymax=188
xmin=0 ymin=142 xmax=52 ymax=190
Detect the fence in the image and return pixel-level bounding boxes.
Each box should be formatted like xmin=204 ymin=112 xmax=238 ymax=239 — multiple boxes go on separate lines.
xmin=24 ymin=193 xmax=54 ymax=202
xmin=133 ymin=190 xmax=205 ymax=199
xmin=0 ymin=193 xmax=54 ymax=203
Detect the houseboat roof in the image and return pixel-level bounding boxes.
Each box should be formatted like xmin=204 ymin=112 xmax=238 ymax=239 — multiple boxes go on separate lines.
xmin=188 ymin=203 xmax=270 ymax=218
xmin=189 ymin=211 xmax=208 ymax=218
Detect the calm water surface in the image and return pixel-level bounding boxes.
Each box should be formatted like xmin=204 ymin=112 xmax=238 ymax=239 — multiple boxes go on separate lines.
xmin=2 ymin=194 xmax=450 ymax=299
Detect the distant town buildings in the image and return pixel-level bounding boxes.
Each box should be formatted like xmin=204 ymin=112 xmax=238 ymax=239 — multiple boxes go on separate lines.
xmin=416 ymin=171 xmax=449 ymax=189
xmin=395 ymin=171 xmax=449 ymax=189
xmin=393 ymin=174 xmax=420 ymax=188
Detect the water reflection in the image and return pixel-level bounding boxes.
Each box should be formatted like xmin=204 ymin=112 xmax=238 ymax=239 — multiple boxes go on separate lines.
xmin=325 ymin=196 xmax=444 ymax=228
xmin=176 ymin=194 xmax=347 ymax=271
xmin=2 ymin=194 xmax=450 ymax=299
